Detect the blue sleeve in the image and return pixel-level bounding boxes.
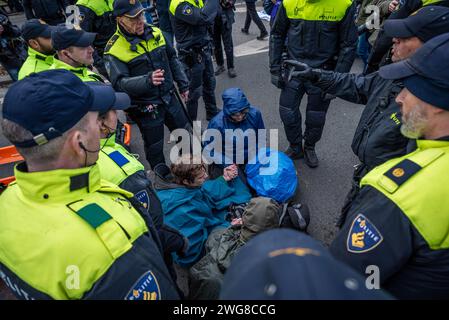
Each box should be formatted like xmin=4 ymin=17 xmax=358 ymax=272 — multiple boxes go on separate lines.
xmin=255 ymin=109 xmax=265 ymax=130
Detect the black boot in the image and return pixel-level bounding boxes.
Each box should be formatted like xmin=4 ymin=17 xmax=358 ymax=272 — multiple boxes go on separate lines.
xmin=257 ymin=31 xmax=268 ymax=40
xmin=304 ymin=144 xmax=319 ymax=168
xmin=228 ymin=68 xmax=237 ymax=78
xmin=285 ymin=145 xmax=304 ymax=160
xmin=214 ymin=65 xmax=225 ymax=76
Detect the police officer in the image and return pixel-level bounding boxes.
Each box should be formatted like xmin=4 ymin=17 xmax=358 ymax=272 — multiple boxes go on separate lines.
xmin=18 ymin=19 xmax=55 ymax=80
xmin=50 ymin=25 xmax=103 ymax=82
xmin=213 ymin=0 xmax=237 ymax=78
xmin=329 ymin=33 xmax=449 ymax=299
xmin=0 ymin=70 xmax=179 ymax=300
xmin=269 ymin=0 xmax=357 ymax=167
xmin=366 ymin=0 xmax=449 ymax=73
xmin=284 ymin=6 xmax=449 ymax=226
xmin=76 ymin=0 xmax=115 ymax=77
xmin=104 ymin=0 xmax=191 ymax=169
xmin=96 ymin=109 xmax=189 ymax=288
xmin=22 ymin=0 xmax=71 ymax=25
xmin=169 ymin=0 xmax=221 ymax=121
xmin=0 ymin=8 xmax=27 ymax=81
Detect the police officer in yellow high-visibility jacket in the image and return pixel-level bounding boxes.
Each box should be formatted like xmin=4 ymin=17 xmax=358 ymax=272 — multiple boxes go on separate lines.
xmin=96 ymin=110 xmax=189 ymax=286
xmin=18 ymin=19 xmax=55 ymax=80
xmin=330 ymin=34 xmax=449 ymax=300
xmin=76 ymin=0 xmax=115 ymax=77
xmin=0 ymin=70 xmax=179 ymax=300
xmin=50 ymin=25 xmax=103 ymax=83
xmin=169 ymin=0 xmax=221 ymax=121
xmin=269 ymin=0 xmax=357 ymax=168
xmin=104 ymin=0 xmax=191 ymax=169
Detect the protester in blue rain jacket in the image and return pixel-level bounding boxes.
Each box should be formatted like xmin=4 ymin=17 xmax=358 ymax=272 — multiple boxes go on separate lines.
xmin=154 ymin=156 xmax=252 ymax=268
xmin=205 ymin=88 xmax=265 ymax=167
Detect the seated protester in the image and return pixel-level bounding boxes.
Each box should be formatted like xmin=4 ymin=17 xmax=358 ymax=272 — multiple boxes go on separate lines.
xmin=18 ymin=19 xmax=55 ymax=80
xmin=154 ymin=155 xmax=252 ymax=268
xmin=220 ymin=229 xmax=393 ymax=300
xmin=205 ymin=88 xmax=265 ymax=172
xmin=189 ymin=197 xmax=281 ymax=300
xmin=96 ymin=108 xmax=188 ymax=284
xmin=50 ymin=25 xmax=103 ymax=83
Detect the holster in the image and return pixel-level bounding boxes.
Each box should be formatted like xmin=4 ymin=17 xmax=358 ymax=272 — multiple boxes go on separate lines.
xmin=180 ymin=45 xmax=208 ymax=68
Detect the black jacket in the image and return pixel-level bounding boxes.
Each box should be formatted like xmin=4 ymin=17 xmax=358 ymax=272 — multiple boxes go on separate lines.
xmin=269 ymin=0 xmax=357 ymax=74
xmin=22 ymin=0 xmax=70 ymax=25
xmin=170 ymin=0 xmax=218 ymax=51
xmin=313 ymin=71 xmax=409 ymax=171
xmin=77 ymin=4 xmax=116 ymax=53
xmin=104 ymin=25 xmax=189 ymax=106
xmin=0 ymin=13 xmax=27 ymax=68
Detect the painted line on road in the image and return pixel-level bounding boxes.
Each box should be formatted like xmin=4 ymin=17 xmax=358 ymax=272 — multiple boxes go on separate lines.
xmin=234 ymin=38 xmax=269 ymax=57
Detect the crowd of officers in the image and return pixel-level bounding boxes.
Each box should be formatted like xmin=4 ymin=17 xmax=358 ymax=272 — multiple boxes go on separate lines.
xmin=0 ymin=0 xmax=449 ymax=300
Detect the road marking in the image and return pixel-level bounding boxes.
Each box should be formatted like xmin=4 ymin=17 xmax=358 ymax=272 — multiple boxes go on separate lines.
xmin=234 ymin=39 xmax=269 ymax=57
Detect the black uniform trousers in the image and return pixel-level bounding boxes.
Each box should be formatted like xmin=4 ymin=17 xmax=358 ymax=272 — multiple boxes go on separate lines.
xmin=179 ymin=45 xmax=219 ymax=121
xmin=243 ymin=1 xmax=267 ymax=34
xmin=213 ymin=11 xmax=234 ymax=70
xmin=127 ymin=93 xmax=191 ymax=169
xmin=279 ymin=77 xmax=331 ymax=152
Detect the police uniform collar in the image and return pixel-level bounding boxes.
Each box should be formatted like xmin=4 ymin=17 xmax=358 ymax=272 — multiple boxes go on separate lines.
xmin=28 ymin=47 xmax=54 ymax=63
xmin=14 ymin=162 xmax=102 ymax=203
xmin=100 ymin=134 xmax=117 ymax=148
xmin=52 ymin=58 xmax=90 ymax=76
xmin=416 ymin=139 xmax=449 ymax=150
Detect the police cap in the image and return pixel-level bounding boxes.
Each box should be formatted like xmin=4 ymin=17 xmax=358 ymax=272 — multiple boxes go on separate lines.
xmin=2 ymin=70 xmax=131 ymax=148
xmin=21 ymin=19 xmax=55 ymax=42
xmin=220 ymin=229 xmax=393 ymax=300
xmin=384 ymin=6 xmax=449 ymax=42
xmin=380 ymin=33 xmax=449 ymax=110
xmin=51 ymin=25 xmax=96 ymax=51
xmin=113 ymin=0 xmax=145 ymax=18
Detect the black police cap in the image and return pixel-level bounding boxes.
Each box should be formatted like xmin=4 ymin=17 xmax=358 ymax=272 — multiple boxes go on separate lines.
xmin=21 ymin=19 xmax=55 ymax=42
xmin=220 ymin=229 xmax=393 ymax=300
xmin=51 ymin=24 xmax=97 ymax=51
xmin=113 ymin=0 xmax=145 ymax=18
xmin=384 ymin=6 xmax=449 ymax=42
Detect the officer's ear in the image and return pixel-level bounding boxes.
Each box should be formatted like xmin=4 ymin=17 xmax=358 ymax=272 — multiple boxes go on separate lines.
xmin=66 ymin=129 xmax=86 ymax=158
xmin=28 ymin=39 xmax=39 ymax=50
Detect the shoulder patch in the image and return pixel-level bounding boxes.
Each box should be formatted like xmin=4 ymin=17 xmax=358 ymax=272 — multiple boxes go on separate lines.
xmin=108 ymin=150 xmax=130 ymax=168
xmin=104 ymin=34 xmax=119 ymax=53
xmin=135 ymin=190 xmax=150 ymax=210
xmin=182 ymin=4 xmax=193 ymax=15
xmin=347 ymin=214 xmax=383 ymax=253
xmin=384 ymin=159 xmax=422 ymax=187
xmin=125 ymin=270 xmax=161 ymax=300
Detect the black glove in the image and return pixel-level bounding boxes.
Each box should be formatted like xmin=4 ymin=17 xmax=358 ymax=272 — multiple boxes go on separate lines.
xmin=283 ymin=60 xmax=320 ymax=82
xmin=270 ymin=71 xmax=285 ymax=89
